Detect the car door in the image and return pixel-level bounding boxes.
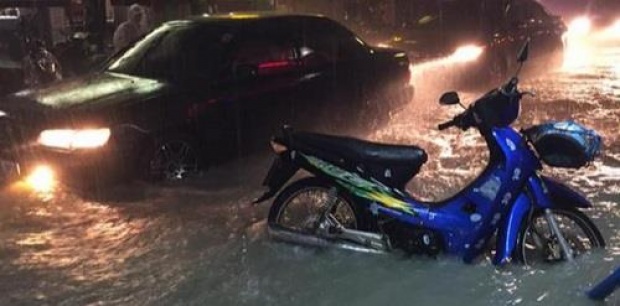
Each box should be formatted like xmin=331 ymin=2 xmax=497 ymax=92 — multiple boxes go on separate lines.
xmin=296 ymin=17 xmax=373 ymax=130
xmin=226 ymin=19 xmax=302 ymax=152
xmin=183 ymin=19 xmax=302 ymax=156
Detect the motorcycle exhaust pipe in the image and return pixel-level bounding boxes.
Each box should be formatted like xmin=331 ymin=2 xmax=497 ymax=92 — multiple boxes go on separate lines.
xmin=268 ymin=225 xmax=389 ymax=255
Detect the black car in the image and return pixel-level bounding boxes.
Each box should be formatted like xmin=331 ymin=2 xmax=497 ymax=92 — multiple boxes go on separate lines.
xmin=0 ymin=13 xmax=412 ymax=184
xmin=373 ymin=0 xmax=565 ymax=80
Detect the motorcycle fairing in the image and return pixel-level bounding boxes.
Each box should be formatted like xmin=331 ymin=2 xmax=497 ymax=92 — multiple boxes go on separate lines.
xmin=492 ymin=192 xmax=531 ymax=265
xmin=456 ymin=128 xmax=540 ymax=261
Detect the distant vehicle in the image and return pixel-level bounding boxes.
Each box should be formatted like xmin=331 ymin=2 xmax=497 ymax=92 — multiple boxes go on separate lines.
xmin=370 ymin=0 xmax=566 ymax=80
xmin=0 ymin=13 xmax=412 ymax=185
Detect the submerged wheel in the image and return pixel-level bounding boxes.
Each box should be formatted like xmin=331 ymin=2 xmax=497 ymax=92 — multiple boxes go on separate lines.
xmin=268 ymin=177 xmax=367 ymax=233
xmin=146 ymin=135 xmax=202 ymax=182
xmin=516 ymin=208 xmax=605 ymax=266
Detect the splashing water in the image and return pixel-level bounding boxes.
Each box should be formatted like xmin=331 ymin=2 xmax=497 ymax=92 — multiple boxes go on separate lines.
xmin=563 ymin=16 xmax=620 ymax=73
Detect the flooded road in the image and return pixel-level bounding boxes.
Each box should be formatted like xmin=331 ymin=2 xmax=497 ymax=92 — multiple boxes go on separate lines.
xmin=1 ymin=42 xmax=619 ymax=305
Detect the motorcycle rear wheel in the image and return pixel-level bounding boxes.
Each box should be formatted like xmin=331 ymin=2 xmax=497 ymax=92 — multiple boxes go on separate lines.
xmin=516 ymin=208 xmax=605 ymax=266
xmin=268 ymin=177 xmax=368 ymax=234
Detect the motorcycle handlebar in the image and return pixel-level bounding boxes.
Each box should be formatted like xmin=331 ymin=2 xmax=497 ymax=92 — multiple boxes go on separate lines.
xmin=438 ymin=118 xmax=456 ymax=131
xmin=439 ymin=77 xmax=522 ymax=131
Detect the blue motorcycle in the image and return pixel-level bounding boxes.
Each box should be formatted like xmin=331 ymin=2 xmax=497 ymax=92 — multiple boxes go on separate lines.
xmin=254 ymin=41 xmax=605 ymax=265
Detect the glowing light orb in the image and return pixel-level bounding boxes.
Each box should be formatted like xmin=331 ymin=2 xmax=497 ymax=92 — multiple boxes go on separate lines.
xmin=450 ymin=45 xmax=484 ymax=63
xmin=26 ymin=165 xmax=56 ymax=193
xmin=568 ymin=16 xmax=591 ymax=36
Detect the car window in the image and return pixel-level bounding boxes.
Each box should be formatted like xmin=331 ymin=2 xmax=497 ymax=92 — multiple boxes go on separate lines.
xmin=300 ymin=18 xmax=368 ymax=66
xmin=108 ymin=22 xmax=240 ymax=84
xmin=173 ymin=25 xmax=238 ymax=84
xmin=233 ymin=38 xmax=297 ymax=77
xmin=510 ymin=0 xmax=551 ymax=24
xmin=228 ymin=20 xmax=299 ymax=78
xmin=136 ymin=28 xmax=188 ymax=80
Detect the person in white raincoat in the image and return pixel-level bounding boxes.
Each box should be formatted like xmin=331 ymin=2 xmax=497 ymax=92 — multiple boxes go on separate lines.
xmin=112 ymin=4 xmax=144 ymax=52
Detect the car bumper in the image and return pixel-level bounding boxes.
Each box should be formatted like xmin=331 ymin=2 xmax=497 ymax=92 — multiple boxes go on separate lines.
xmin=0 ymin=144 xmax=126 ymax=185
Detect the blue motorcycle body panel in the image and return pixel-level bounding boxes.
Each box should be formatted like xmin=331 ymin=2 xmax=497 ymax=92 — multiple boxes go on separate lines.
xmin=361 ymin=128 xmax=542 ymax=260
xmin=493 ymin=192 xmax=531 ymax=265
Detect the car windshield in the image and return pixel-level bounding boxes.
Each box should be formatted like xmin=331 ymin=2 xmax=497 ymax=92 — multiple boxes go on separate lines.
xmin=107 ymin=23 xmax=189 ymax=78
xmin=107 ymin=22 xmax=236 ymax=84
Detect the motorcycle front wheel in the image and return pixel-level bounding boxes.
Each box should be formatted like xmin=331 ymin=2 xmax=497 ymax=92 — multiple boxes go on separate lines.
xmin=267 ymin=177 xmax=368 ymax=234
xmin=516 ymin=208 xmax=605 ymax=265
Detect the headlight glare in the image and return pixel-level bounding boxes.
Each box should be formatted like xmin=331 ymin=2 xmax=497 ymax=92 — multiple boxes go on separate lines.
xmin=38 ymin=128 xmax=111 ymax=149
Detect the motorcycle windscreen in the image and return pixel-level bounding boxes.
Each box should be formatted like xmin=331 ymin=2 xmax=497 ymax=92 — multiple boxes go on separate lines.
xmin=474 ymin=92 xmax=520 ymax=127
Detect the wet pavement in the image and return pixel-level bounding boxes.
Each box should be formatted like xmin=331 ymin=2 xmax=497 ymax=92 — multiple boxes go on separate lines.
xmin=0 ymin=41 xmax=619 ymax=305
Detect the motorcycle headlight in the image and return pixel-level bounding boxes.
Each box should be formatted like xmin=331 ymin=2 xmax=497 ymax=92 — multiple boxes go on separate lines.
xmin=38 ymin=128 xmax=111 ymax=150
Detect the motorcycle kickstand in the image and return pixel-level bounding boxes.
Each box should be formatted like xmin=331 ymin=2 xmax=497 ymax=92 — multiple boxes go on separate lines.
xmin=544 ymin=209 xmax=574 ymax=262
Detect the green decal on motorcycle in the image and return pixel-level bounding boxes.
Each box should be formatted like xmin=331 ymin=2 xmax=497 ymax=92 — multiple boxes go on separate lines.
xmin=302 ymin=153 xmax=414 ymax=215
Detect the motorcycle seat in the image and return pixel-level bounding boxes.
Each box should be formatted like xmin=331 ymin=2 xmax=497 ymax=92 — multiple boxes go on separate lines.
xmin=288 ymin=132 xmax=428 ymax=188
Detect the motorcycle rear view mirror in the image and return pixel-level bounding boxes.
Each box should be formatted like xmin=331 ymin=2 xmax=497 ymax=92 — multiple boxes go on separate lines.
xmin=517 ymin=39 xmax=530 ymax=63
xmin=439 ymin=91 xmax=461 ymax=106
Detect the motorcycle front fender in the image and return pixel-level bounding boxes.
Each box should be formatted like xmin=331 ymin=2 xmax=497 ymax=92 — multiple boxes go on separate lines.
xmin=539 ymin=175 xmax=593 ymax=209
xmin=493 ymin=192 xmax=531 ymax=266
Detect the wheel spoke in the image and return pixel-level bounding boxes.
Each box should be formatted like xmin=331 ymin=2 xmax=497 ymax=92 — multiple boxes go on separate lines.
xmin=150 ymin=139 xmax=200 ymax=181
xmin=173 ymin=142 xmax=191 ymax=161
xmin=275 ymin=186 xmax=357 ymax=233
xmin=520 ymin=209 xmax=603 ymax=265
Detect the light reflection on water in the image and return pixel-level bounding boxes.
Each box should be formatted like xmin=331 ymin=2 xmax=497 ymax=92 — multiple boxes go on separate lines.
xmin=0 ymin=41 xmax=618 ymax=306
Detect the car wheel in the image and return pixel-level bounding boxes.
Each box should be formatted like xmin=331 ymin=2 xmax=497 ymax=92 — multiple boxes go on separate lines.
xmin=146 ymin=134 xmax=203 ymax=182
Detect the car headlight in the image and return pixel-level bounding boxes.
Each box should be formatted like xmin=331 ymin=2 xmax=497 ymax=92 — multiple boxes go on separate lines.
xmin=38 ymin=128 xmax=111 ymax=150
xmin=450 ymin=45 xmax=484 ymax=63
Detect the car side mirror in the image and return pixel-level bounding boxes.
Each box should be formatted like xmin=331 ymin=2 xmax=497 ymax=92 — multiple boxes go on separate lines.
xmin=517 ymin=39 xmax=530 ymax=63
xmin=439 ymin=91 xmax=460 ymax=105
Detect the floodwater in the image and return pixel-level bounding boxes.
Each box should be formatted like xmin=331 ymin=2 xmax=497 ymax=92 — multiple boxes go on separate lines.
xmin=0 ymin=42 xmax=619 ymax=305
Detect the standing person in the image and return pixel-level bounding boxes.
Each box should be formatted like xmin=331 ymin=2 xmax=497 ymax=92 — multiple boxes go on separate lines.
xmin=112 ymin=4 xmax=143 ymax=52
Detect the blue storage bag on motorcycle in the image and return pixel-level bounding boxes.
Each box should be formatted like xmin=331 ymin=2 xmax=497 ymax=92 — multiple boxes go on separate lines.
xmin=525 ymin=121 xmax=601 ymax=168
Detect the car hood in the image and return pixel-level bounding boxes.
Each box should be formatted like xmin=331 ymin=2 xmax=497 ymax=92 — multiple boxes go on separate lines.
xmin=0 ymin=72 xmax=169 ymax=116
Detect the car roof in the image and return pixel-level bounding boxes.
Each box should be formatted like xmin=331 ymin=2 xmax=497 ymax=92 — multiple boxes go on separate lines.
xmin=166 ymin=12 xmax=330 ymax=27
